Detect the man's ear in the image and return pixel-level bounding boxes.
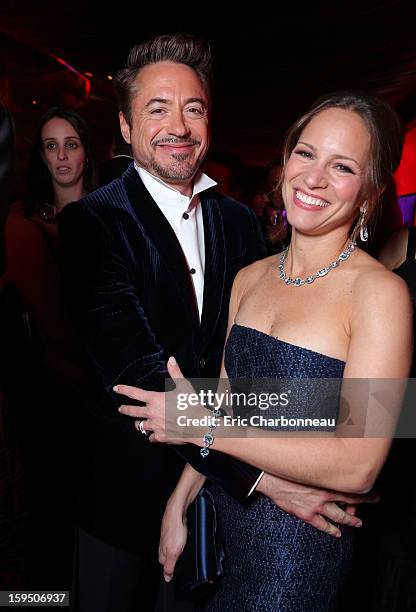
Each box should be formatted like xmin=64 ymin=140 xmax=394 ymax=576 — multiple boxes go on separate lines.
xmin=119 ymin=112 xmax=131 ymax=144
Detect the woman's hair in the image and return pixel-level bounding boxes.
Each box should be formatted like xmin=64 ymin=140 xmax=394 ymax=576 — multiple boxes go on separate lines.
xmin=23 ymin=107 xmax=98 ymax=217
xmin=114 ymin=32 xmax=212 ymax=126
xmin=274 ymin=91 xmax=404 ymax=242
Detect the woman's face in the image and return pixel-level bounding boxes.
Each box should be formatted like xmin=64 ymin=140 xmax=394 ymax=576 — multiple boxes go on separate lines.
xmin=282 ymin=108 xmax=370 ymax=237
xmin=41 ymin=117 xmax=86 ymax=189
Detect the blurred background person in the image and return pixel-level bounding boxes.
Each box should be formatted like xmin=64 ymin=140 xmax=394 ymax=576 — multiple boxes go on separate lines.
xmin=0 ymin=100 xmax=25 ymax=589
xmin=24 ymin=106 xmax=98 ymax=247
xmin=99 ymin=120 xmax=132 ymax=186
xmin=202 ymin=149 xmax=244 ymax=200
xmin=239 ymin=164 xmax=269 ymax=219
xmin=380 ymin=225 xmax=416 ymax=314
xmin=263 ymin=159 xmax=288 ymax=254
xmin=347 ymin=223 xmax=416 ymax=612
xmin=0 ymin=106 xmax=97 ymax=590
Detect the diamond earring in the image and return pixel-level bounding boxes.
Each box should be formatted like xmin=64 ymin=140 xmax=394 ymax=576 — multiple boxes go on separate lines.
xmin=359 ymin=209 xmax=368 ymax=242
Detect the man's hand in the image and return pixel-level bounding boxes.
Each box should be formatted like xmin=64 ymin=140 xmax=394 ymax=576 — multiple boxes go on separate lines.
xmin=257 ymin=473 xmax=379 ymax=537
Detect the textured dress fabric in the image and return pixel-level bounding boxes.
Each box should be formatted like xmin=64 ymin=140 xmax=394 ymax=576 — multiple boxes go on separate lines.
xmin=200 ymin=324 xmax=354 ymax=612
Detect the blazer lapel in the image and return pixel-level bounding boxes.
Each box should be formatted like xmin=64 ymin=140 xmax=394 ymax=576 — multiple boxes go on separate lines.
xmin=122 ymin=166 xmax=199 ymax=327
xmin=199 ymin=192 xmax=226 ymax=349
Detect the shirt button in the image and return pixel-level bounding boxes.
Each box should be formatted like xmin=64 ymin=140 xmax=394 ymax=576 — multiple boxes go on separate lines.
xmin=182 ymin=212 xmax=189 ymax=220
xmin=190 ymin=268 xmax=196 ymax=275
xmin=200 ymin=358 xmax=206 ymax=368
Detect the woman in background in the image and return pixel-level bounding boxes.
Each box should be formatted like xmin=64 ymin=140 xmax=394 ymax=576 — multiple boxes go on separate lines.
xmin=344 ymin=226 xmax=416 ymax=612
xmin=0 ymin=107 xmax=97 ymax=589
xmin=23 ymin=107 xmax=97 ymax=249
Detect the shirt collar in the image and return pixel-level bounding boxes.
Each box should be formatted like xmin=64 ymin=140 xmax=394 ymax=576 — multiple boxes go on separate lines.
xmin=134 ymin=163 xmax=217 ymax=208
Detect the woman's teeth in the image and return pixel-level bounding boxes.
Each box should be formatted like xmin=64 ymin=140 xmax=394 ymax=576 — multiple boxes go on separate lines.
xmin=296 ymin=191 xmax=329 ymax=207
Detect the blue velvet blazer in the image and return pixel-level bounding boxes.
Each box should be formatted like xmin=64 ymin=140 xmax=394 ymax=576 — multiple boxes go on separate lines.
xmin=59 ymin=165 xmax=266 ymax=552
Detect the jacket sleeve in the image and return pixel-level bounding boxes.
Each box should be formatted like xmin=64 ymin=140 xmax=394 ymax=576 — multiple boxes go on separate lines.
xmin=59 ymin=200 xmax=262 ymax=499
xmin=174 ymin=444 xmax=262 ymax=499
xmin=59 ymin=201 xmax=168 ymax=402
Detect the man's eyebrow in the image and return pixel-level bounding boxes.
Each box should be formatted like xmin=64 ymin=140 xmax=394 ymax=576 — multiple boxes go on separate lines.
xmin=145 ymin=98 xmax=170 ymax=108
xmin=185 ymin=97 xmax=207 ymax=107
xmin=145 ymin=97 xmax=208 ymax=108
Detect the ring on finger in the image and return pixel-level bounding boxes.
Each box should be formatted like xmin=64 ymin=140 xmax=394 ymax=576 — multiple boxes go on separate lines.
xmin=138 ymin=419 xmax=148 ymax=436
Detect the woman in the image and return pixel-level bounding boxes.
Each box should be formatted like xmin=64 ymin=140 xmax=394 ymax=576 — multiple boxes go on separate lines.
xmin=0 ymin=107 xmax=97 ymax=589
xmin=116 ymin=92 xmax=412 ymax=611
xmin=23 ymin=106 xmax=97 ymax=246
xmin=3 ymin=107 xmax=97 ymax=382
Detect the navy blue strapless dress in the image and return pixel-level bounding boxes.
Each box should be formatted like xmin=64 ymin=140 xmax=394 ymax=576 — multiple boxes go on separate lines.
xmin=200 ymin=324 xmax=354 ymax=612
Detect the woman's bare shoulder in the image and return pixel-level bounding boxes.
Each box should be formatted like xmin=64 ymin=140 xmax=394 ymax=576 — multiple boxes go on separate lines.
xmin=352 ymin=249 xmax=411 ymax=311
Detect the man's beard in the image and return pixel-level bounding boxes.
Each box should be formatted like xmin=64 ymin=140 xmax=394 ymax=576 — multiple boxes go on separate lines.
xmin=148 ymin=136 xmax=204 ymax=182
xmin=149 ymin=152 xmax=199 ymax=182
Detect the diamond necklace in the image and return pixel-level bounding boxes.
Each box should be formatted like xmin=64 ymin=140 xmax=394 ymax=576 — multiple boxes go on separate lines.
xmin=278 ymin=240 xmax=356 ymax=287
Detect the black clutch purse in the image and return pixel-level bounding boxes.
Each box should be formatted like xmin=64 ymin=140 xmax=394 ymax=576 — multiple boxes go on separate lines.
xmin=174 ymin=486 xmax=225 ymax=602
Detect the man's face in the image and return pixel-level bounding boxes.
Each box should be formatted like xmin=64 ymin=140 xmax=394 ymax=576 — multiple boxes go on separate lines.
xmin=120 ymin=61 xmax=210 ymax=193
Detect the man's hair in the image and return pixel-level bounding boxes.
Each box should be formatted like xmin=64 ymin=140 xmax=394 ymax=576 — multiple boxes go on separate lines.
xmin=113 ymin=33 xmax=212 ymax=125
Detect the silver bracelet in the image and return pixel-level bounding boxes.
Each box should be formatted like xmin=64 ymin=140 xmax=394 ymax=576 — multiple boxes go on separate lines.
xmin=200 ymin=408 xmax=222 ymax=458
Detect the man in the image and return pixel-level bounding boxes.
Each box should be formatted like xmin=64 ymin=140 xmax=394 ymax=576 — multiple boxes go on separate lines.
xmin=59 ymin=34 xmax=372 ymax=612
xmin=59 ymin=33 xmax=267 ymax=612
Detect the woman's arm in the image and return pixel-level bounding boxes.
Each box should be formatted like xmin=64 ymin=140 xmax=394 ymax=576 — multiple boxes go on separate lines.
xmin=200 ymin=269 xmax=412 ymax=493
xmin=118 ymin=261 xmax=399 ymax=494
xmin=166 ymin=462 xmax=207 ymax=517
xmin=159 ymin=463 xmax=206 ymax=582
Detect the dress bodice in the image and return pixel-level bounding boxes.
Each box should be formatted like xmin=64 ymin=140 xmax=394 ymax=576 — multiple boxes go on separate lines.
xmin=224 ymin=324 xmax=345 ymax=431
xmin=225 ymin=324 xmax=345 ymax=379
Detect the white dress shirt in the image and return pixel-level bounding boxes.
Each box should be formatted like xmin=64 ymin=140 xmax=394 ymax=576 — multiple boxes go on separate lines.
xmin=136 ymin=165 xmax=263 ymax=496
xmin=136 ymin=164 xmax=216 ymax=318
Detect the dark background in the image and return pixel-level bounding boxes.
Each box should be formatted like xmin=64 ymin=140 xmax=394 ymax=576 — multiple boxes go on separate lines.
xmin=0 ymin=0 xmax=415 ymax=599
xmin=1 ymin=0 xmax=416 ymax=165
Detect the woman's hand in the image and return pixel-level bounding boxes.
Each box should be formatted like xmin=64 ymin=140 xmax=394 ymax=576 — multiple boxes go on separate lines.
xmin=159 ymin=500 xmax=188 ymax=582
xmin=114 ymin=357 xmax=205 ymax=444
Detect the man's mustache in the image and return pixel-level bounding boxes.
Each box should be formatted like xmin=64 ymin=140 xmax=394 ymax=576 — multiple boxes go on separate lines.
xmin=152 ymin=137 xmax=200 ymax=146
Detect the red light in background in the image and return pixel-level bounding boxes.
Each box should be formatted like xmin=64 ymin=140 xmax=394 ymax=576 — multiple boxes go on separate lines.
xmin=395 ymin=123 xmax=416 ymax=197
